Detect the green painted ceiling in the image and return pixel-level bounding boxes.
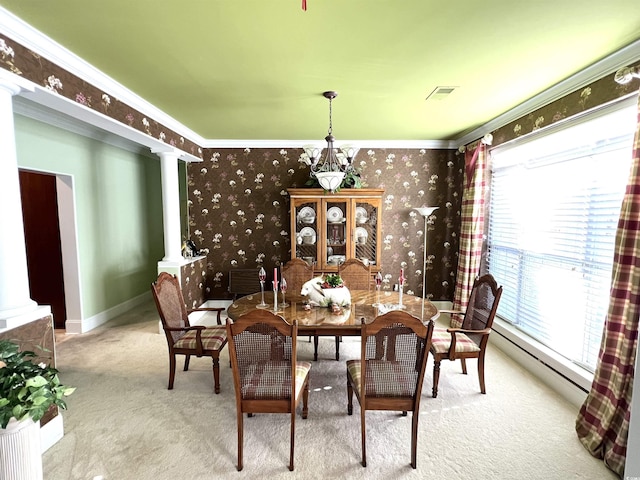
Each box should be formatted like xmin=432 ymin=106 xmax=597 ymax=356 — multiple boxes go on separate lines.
xmin=1 ymin=0 xmax=640 ymax=141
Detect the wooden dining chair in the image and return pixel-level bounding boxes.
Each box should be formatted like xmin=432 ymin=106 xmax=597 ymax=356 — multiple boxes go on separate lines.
xmin=281 ymin=258 xmax=314 ymax=300
xmin=346 ymin=311 xmax=434 ymax=468
xmin=226 ymin=310 xmax=311 ymax=471
xmin=338 ymin=258 xmax=372 ymax=290
xmin=430 ymin=274 xmax=503 ymax=398
xmin=150 ymin=272 xmax=227 ymax=393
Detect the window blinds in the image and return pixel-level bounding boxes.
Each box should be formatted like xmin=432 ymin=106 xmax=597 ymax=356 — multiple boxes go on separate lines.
xmin=487 ymin=101 xmax=636 ymax=371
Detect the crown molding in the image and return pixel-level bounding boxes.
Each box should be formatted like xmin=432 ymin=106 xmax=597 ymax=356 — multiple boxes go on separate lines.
xmin=454 ymin=38 xmax=640 ymax=148
xmin=13 ymin=78 xmax=201 ymax=163
xmin=201 ymin=139 xmax=454 ymax=150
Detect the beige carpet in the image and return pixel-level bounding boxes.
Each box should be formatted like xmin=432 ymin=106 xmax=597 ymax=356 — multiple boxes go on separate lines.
xmin=43 ymin=300 xmax=616 ymax=480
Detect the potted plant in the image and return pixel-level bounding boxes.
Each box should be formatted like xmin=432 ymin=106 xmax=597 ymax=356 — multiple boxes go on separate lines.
xmin=0 ymin=339 xmax=75 ymax=479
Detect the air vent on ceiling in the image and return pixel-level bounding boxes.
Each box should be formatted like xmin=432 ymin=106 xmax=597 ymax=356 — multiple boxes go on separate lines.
xmin=425 ymin=86 xmax=458 ymax=101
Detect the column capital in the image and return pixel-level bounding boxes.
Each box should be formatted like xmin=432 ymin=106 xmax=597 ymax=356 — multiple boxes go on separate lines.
xmin=151 ymin=147 xmax=182 ymax=161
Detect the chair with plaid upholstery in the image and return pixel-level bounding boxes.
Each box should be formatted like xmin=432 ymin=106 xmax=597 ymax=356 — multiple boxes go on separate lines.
xmin=430 ymin=273 xmax=502 ymax=398
xmin=226 ymin=309 xmax=311 ymax=471
xmin=346 ymin=310 xmax=433 ymax=469
xmin=151 ymin=272 xmax=227 ymax=393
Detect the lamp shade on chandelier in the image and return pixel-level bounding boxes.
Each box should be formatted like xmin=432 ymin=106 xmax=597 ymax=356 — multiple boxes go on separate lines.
xmin=303 ymin=91 xmax=358 ymax=192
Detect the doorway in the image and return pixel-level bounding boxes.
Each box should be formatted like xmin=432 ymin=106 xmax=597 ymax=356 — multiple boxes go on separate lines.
xmin=19 ymin=169 xmax=82 ymax=331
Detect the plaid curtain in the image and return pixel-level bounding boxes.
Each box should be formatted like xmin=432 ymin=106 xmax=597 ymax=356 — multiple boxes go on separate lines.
xmin=451 ymin=143 xmax=487 ymax=328
xmin=575 ymin=92 xmax=640 ymax=477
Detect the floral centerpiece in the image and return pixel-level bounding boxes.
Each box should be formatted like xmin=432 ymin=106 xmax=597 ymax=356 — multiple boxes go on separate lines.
xmin=301 ymin=274 xmax=352 ymax=308
xmin=321 ymin=273 xmax=344 ymax=289
xmin=0 ymin=339 xmax=75 ymax=429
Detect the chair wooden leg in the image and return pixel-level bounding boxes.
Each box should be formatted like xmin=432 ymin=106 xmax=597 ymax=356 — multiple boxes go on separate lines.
xmin=313 ymin=335 xmax=319 ymax=361
xmin=360 ymin=407 xmax=367 ymax=467
xmin=432 ymin=359 xmax=441 ymax=398
xmin=212 ymin=357 xmax=221 ymax=394
xmin=168 ymin=354 xmax=177 ymax=390
xmin=183 ymin=354 xmax=191 ymax=371
xmin=237 ymin=408 xmax=244 ymax=471
xmin=478 ymin=352 xmax=486 ymax=394
xmin=335 ymin=336 xmax=340 ymax=361
xmin=460 ymin=358 xmax=468 ymax=374
xmin=411 ymin=410 xmax=419 ymax=469
xmin=347 ymin=378 xmax=354 ymax=415
xmin=301 ymin=377 xmax=309 ymax=419
xmin=289 ymin=410 xmax=295 ymax=471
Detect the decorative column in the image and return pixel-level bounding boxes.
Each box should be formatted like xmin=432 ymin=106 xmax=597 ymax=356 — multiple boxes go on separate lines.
xmin=154 ymin=149 xmax=183 ymax=263
xmin=0 ymin=79 xmax=37 ymax=322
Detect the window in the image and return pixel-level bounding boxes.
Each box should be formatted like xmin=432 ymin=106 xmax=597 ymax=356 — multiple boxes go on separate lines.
xmin=487 ymin=100 xmax=636 ymax=371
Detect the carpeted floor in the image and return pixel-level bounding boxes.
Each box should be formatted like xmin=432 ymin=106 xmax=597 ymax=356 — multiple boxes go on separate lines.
xmin=43 ymin=300 xmax=617 ymax=480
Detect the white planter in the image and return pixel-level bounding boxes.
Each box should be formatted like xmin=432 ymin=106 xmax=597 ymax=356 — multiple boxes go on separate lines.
xmin=0 ymin=417 xmax=43 ymax=480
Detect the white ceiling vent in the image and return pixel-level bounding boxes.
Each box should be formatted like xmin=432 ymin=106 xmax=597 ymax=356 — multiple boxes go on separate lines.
xmin=426 ymin=86 xmax=458 ymax=101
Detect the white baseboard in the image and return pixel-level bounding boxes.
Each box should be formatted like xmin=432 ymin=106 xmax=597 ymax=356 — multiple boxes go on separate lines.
xmin=490 ymin=326 xmax=589 ymax=409
xmin=65 ymin=291 xmax=151 ymax=334
xmin=40 ymin=414 xmax=63 ymax=453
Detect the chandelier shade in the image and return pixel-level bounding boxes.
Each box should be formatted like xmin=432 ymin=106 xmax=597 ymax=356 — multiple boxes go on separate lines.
xmin=304 ymin=91 xmax=358 ymax=192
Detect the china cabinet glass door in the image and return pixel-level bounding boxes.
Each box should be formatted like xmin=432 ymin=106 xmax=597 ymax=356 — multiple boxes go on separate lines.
xmin=353 ymin=200 xmax=379 ymax=267
xmin=292 ymin=199 xmax=319 ymax=267
xmin=324 ymin=200 xmax=348 ymax=270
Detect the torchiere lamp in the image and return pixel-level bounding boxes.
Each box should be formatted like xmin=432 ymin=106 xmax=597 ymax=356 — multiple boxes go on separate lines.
xmin=413 ymin=206 xmax=439 ymax=319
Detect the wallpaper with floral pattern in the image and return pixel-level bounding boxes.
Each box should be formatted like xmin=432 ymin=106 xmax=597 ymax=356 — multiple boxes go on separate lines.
xmin=180 ymin=257 xmax=207 ymax=310
xmin=0 ymin=35 xmax=202 ymax=160
xmin=485 ymin=61 xmax=640 ymax=148
xmin=188 ymin=147 xmax=462 ymax=301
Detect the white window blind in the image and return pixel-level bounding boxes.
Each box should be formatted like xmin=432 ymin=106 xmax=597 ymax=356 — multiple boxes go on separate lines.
xmin=487 ymin=100 xmax=636 ymax=371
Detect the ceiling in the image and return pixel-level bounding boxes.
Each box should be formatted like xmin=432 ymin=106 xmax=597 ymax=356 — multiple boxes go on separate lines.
xmin=1 ymin=0 xmax=640 ymax=143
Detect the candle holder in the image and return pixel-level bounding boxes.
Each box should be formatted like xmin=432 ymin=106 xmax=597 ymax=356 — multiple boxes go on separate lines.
xmin=398 ymin=269 xmax=405 ymax=309
xmin=273 ymin=280 xmax=279 ymax=312
xmin=257 ymin=267 xmax=268 ymax=308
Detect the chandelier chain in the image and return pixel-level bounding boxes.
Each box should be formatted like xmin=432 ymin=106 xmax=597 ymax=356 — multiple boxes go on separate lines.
xmin=328 ymin=95 xmax=333 ymax=136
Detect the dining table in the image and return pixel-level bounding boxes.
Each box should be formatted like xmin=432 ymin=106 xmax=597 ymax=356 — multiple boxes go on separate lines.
xmin=226 ymin=289 xmax=438 ymax=360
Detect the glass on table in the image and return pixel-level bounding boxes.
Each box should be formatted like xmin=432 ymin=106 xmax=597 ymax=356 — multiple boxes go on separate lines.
xmin=372 ymin=271 xmax=383 ymax=306
xmin=257 ymin=266 xmax=268 ymax=308
xmin=280 ymin=277 xmax=289 ymax=307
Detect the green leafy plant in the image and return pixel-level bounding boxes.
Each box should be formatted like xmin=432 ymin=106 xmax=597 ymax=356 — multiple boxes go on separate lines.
xmin=321 ymin=274 xmax=344 ymax=288
xmin=0 ymin=340 xmax=75 ymax=429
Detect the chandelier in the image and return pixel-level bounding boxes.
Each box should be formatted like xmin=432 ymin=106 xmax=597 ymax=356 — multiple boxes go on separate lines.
xmin=303 ymin=91 xmax=358 ymax=192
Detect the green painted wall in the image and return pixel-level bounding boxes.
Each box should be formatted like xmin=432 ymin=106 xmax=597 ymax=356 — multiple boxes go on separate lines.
xmin=14 ymin=115 xmax=164 ymax=318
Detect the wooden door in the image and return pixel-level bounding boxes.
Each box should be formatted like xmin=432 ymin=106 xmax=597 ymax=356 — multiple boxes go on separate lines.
xmin=19 ymin=170 xmax=67 ymax=329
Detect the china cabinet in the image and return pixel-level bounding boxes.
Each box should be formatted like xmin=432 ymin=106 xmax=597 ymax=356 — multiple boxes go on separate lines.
xmin=287 ymin=188 xmax=383 ymax=273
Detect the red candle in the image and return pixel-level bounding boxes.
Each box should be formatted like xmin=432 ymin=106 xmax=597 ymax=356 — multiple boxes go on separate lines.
xmin=399 ymin=268 xmax=405 ymax=286
xmin=274 ymin=267 xmax=278 ymax=283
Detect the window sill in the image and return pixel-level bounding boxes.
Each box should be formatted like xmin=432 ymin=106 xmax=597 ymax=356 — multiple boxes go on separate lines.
xmin=491 ymin=317 xmax=593 ymax=407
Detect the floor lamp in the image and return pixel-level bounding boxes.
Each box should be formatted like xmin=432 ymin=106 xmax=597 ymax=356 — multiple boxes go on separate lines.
xmin=413 ymin=206 xmax=439 ymax=320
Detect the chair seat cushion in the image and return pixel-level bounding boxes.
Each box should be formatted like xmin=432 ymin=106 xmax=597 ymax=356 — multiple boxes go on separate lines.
xmin=430 ymin=327 xmax=480 ymax=354
xmin=347 ymin=359 xmax=417 ymax=397
xmin=174 ymin=326 xmax=226 ymax=351
xmin=241 ymin=361 xmax=311 ymax=400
